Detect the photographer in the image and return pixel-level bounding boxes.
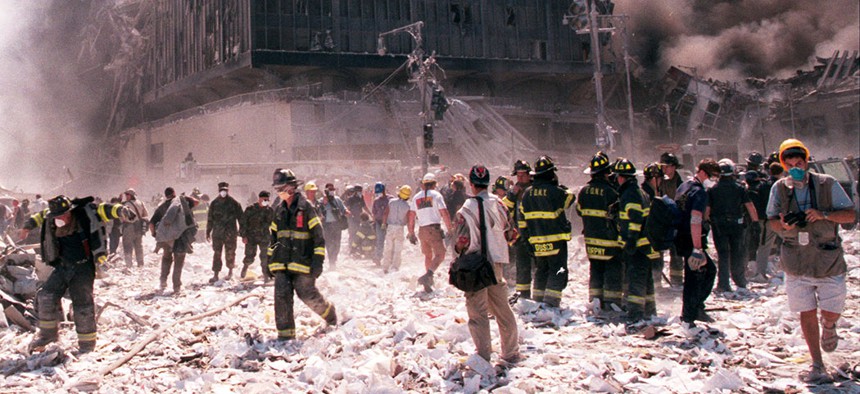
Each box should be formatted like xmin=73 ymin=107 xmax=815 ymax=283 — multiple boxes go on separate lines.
xmin=767 ymin=139 xmax=855 ymax=383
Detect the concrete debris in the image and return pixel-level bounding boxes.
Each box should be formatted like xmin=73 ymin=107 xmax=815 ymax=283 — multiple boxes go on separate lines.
xmin=0 ymin=231 xmax=856 ymax=392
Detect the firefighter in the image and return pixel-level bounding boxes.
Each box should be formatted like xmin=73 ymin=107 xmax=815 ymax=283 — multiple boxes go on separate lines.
xmin=505 ymin=159 xmax=536 ymax=300
xmin=268 ymin=169 xmax=337 ymax=340
xmin=576 ymin=152 xmax=623 ymax=310
xmin=193 ymin=194 xmax=210 ymax=243
xmin=642 ymin=162 xmax=667 ymax=291
xmin=23 ymin=195 xmax=134 ymax=354
xmin=492 ymin=176 xmax=508 ymax=199
xmin=240 ymin=191 xmax=275 ymax=280
xmin=659 ymin=152 xmax=685 ymax=288
xmin=121 ymin=188 xmax=148 ymax=268
xmin=519 ymin=156 xmax=575 ymax=307
xmin=206 ymin=182 xmax=243 ymax=282
xmin=707 ymin=159 xmax=759 ymax=292
xmin=613 ymin=159 xmax=657 ymax=321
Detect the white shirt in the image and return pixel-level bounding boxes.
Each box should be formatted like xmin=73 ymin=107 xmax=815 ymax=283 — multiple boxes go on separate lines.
xmin=458 ymin=191 xmax=510 ymax=264
xmin=409 ymin=189 xmax=447 ymax=227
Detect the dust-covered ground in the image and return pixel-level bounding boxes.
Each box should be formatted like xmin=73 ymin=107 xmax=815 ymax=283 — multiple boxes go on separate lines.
xmin=1 ymin=229 xmax=858 ymax=393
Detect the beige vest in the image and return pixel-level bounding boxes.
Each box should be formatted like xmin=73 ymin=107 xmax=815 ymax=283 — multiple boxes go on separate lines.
xmin=774 ymin=173 xmax=845 ymax=278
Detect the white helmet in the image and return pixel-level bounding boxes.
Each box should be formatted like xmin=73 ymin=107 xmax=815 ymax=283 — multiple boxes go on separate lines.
xmin=422 ymin=173 xmax=436 ymax=184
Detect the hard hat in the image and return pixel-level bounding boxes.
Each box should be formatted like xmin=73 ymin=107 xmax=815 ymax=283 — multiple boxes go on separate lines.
xmin=124 ymin=188 xmax=136 ymax=197
xmin=643 ymin=162 xmax=664 ymax=179
xmin=511 ymin=159 xmax=532 ymax=175
xmin=469 ymin=164 xmax=491 ymax=186
xmin=718 ymin=158 xmax=736 ymax=176
xmin=304 ymin=181 xmax=318 ymax=192
xmin=398 ymin=184 xmax=413 ymax=200
xmin=659 ymin=152 xmax=683 ymax=168
xmin=612 ymin=158 xmax=636 ymax=176
xmin=767 ymin=151 xmax=779 ymax=165
xmin=778 ymin=138 xmax=810 ymax=169
xmin=589 ymin=151 xmax=611 ymax=175
xmin=531 ymin=156 xmax=556 ymax=176
xmin=492 ymin=176 xmax=508 ymax=192
xmin=746 ymin=151 xmax=764 ymax=166
xmin=47 ymin=195 xmax=73 ymax=218
xmin=272 ymin=168 xmax=298 ymax=187
xmin=422 ymin=173 xmax=436 ymax=184
xmin=374 ymin=182 xmax=385 ymax=194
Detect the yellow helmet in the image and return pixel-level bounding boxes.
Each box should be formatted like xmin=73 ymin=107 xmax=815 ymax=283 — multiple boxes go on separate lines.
xmin=398 ymin=184 xmax=413 ymax=200
xmin=303 ymin=181 xmax=318 ymax=192
xmin=778 ymin=138 xmax=809 ymax=169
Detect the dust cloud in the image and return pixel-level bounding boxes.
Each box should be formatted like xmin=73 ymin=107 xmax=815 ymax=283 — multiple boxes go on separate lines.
xmin=0 ymin=2 xmax=105 ymax=195
xmin=617 ymin=0 xmax=860 ymax=81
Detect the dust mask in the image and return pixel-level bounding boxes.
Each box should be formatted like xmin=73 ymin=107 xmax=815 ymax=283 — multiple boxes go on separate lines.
xmin=703 ymin=178 xmax=716 ymax=189
xmin=219 ymin=191 xmax=227 ymax=198
xmin=54 ymin=218 xmax=67 ymax=227
xmin=261 ymin=201 xmax=269 ymax=207
xmin=788 ymin=167 xmax=806 ymax=181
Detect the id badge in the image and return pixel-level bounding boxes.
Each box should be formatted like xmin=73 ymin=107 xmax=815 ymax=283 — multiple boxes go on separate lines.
xmin=798 ymin=231 xmax=809 ymax=246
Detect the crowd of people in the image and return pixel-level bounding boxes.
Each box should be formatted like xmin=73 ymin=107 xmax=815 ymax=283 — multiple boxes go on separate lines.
xmin=5 ymin=138 xmax=855 ymax=384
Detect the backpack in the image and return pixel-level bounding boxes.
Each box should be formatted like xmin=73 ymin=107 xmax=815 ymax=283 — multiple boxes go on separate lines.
xmin=644 ymin=195 xmax=682 ymax=251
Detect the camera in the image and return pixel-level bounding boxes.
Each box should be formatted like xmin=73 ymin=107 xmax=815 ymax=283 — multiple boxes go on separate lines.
xmin=784 ymin=211 xmax=808 ymax=228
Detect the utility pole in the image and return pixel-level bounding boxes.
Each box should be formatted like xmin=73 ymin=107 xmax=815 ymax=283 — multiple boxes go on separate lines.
xmin=587 ymin=1 xmax=608 ymax=152
xmin=377 ymin=21 xmax=443 ymax=176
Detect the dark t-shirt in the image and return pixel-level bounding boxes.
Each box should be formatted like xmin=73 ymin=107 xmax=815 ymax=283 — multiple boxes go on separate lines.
xmin=674 ymin=179 xmax=708 ymax=255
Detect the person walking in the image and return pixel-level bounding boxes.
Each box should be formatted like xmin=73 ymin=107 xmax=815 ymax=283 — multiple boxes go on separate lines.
xmin=767 ymin=139 xmax=855 ymax=383
xmin=659 ymin=152 xmax=686 ymax=288
xmin=381 ymin=185 xmax=411 ymax=274
xmin=320 ymin=183 xmax=347 ymax=268
xmin=407 ymin=173 xmax=452 ymax=293
xmin=371 ymin=182 xmax=390 ymax=266
xmin=505 ymin=160 xmax=536 ymax=300
xmin=121 ymin=189 xmax=149 ymax=267
xmin=268 ymin=169 xmax=337 ymax=340
xmin=207 ymin=182 xmax=243 ymax=282
xmin=150 ymin=187 xmax=198 ymax=295
xmin=707 ymin=159 xmax=758 ymax=292
xmin=24 ymin=195 xmax=133 ymax=354
xmin=240 ymin=191 xmax=274 ymax=280
xmin=452 ymin=165 xmax=520 ymax=364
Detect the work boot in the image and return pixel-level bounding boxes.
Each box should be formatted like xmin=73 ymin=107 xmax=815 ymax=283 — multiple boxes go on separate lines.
xmin=325 ymin=304 xmax=338 ymax=326
xmin=240 ymin=264 xmax=249 ymax=279
xmin=28 ymin=329 xmax=59 ymax=354
xmin=208 ymin=272 xmax=219 ymax=284
xmin=225 ymin=269 xmax=233 ymax=280
xmin=77 ymin=340 xmax=96 ymax=354
xmin=418 ymin=271 xmax=434 ymax=293
xmin=173 ymin=287 xmax=182 ymax=297
xmin=695 ymin=308 xmax=716 ymax=323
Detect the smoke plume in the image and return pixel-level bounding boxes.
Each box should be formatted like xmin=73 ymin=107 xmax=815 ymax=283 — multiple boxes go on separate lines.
xmin=617 ymin=0 xmax=860 ymax=81
xmin=0 ymin=2 xmax=107 ymax=194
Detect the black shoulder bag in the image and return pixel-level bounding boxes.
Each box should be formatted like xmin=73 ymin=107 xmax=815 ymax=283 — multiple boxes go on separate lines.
xmin=448 ymin=197 xmax=498 ymax=292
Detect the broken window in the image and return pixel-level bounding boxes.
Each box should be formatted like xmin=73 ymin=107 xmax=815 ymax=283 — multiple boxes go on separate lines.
xmin=149 ymin=143 xmax=164 ymax=168
xmin=506 ymin=7 xmax=516 ymax=27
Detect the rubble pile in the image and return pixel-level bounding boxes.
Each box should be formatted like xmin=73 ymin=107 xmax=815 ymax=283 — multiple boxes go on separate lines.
xmin=0 ymin=232 xmax=857 ymax=392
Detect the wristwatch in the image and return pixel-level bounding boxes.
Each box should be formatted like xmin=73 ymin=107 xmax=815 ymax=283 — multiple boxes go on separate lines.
xmin=823 ymin=211 xmax=829 ymax=220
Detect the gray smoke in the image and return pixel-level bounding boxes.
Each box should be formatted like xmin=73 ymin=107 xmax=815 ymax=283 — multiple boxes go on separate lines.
xmin=0 ymin=2 xmax=107 ymax=193
xmin=617 ymin=0 xmax=860 ymax=81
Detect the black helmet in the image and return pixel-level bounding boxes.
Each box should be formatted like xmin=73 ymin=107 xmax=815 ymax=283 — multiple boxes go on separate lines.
xmin=272 ymin=168 xmax=298 ymax=187
xmin=612 ymin=158 xmax=637 ymax=176
xmin=492 ymin=176 xmax=508 ymax=192
xmin=48 ymin=195 xmax=73 ymax=218
xmin=589 ymin=151 xmax=611 ymax=175
xmin=469 ymin=164 xmax=491 ymax=186
xmin=659 ymin=152 xmax=683 ymax=169
xmin=511 ymin=159 xmax=532 ymax=175
xmin=531 ymin=156 xmax=556 ymax=176
xmin=718 ymin=158 xmax=736 ymax=176
xmin=746 ymin=151 xmax=764 ymax=166
xmin=767 ymin=151 xmax=779 ymax=165
xmin=643 ymin=162 xmax=664 ymax=179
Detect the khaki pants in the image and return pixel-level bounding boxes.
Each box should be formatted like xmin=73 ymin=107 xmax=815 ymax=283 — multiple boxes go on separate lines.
xmin=418 ymin=224 xmax=446 ymax=272
xmin=382 ymin=224 xmax=405 ymax=272
xmin=465 ymin=263 xmax=520 ymax=361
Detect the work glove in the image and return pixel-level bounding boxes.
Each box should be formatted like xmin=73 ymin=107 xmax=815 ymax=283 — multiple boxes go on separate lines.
xmin=311 ymin=256 xmax=324 ymax=278
xmin=688 ymin=248 xmax=706 ymax=271
xmin=408 ymin=233 xmax=418 ymax=245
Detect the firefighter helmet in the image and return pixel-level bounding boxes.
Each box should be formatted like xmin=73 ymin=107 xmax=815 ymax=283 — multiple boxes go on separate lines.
xmin=746 ymin=151 xmax=764 ymax=166
xmin=778 ymin=138 xmax=810 ymax=169
xmin=531 ymin=156 xmax=556 ymax=176
xmin=718 ymin=158 xmax=736 ymax=176
xmin=374 ymin=182 xmax=385 ymax=193
xmin=767 ymin=151 xmax=779 ymax=165
xmin=659 ymin=152 xmax=683 ymax=168
xmin=492 ymin=176 xmax=508 ymax=192
xmin=643 ymin=162 xmax=664 ymax=179
xmin=469 ymin=164 xmax=491 ymax=186
xmin=47 ymin=195 xmax=73 ymax=218
xmin=398 ymin=185 xmax=413 ymax=200
xmin=589 ymin=151 xmax=611 ymax=175
xmin=272 ymin=168 xmax=298 ymax=187
xmin=511 ymin=159 xmax=532 ymax=175
xmin=612 ymin=158 xmax=636 ymax=176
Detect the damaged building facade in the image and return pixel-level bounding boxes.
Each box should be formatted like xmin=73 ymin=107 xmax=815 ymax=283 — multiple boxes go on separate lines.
xmin=117 ymin=0 xmax=623 ymax=196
